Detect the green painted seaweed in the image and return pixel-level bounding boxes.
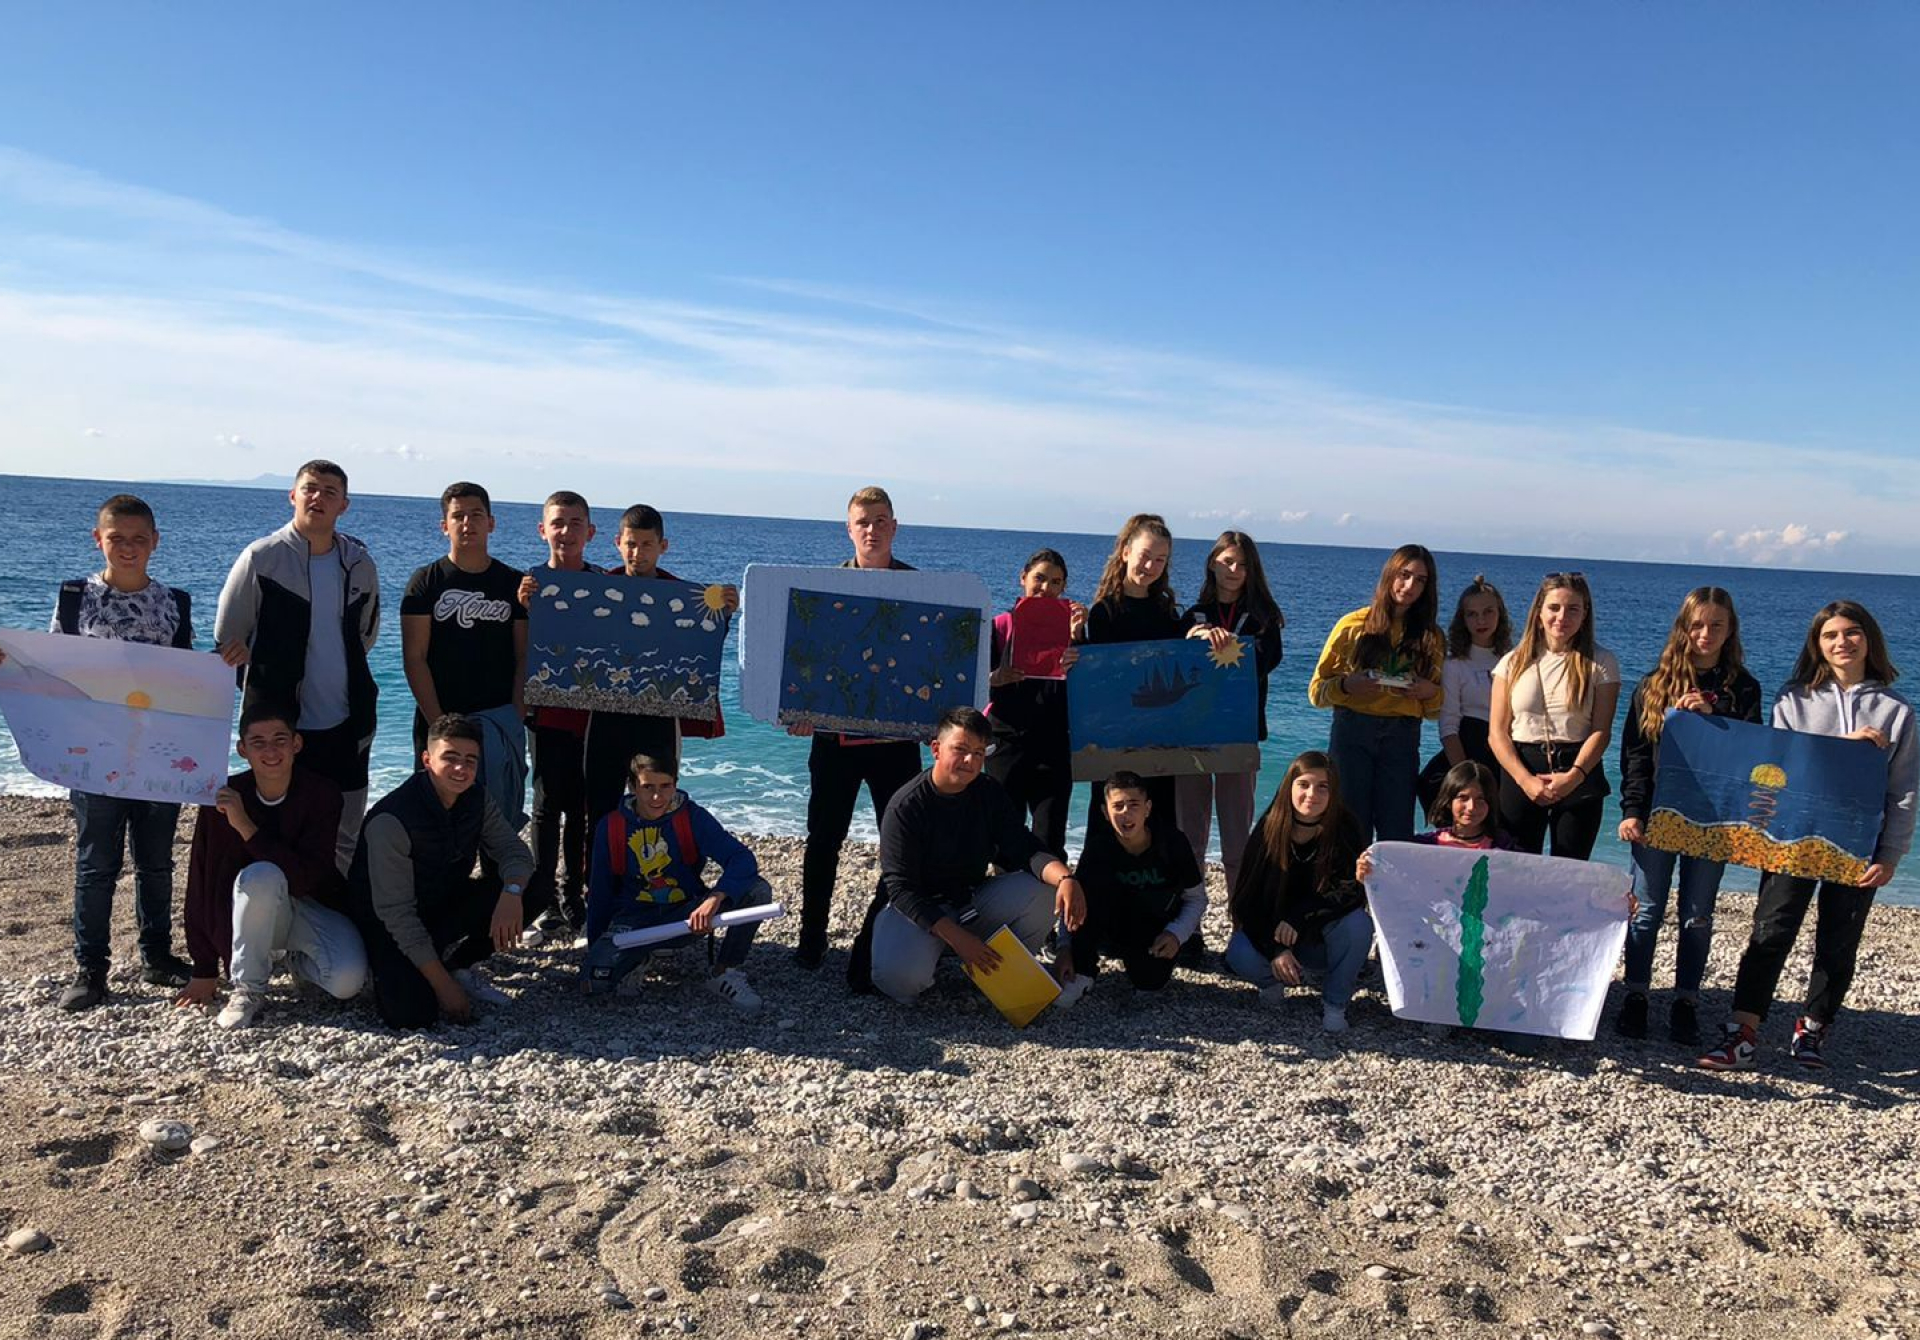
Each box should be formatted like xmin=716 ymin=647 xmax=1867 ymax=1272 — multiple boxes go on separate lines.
xmin=1456 ymin=855 xmax=1490 ymax=1027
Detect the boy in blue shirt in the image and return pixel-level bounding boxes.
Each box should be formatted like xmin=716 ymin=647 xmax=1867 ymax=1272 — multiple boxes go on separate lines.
xmin=54 ymin=495 xmax=197 ymax=1008
xmin=583 ymin=753 xmax=771 ymax=1014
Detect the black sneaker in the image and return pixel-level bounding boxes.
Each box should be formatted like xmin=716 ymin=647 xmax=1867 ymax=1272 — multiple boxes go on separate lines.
xmin=1789 ymin=1016 xmax=1831 ymax=1070
xmin=794 ymin=936 xmax=826 ymax=972
xmin=58 ymin=969 xmax=107 ymax=1012
xmin=1668 ymin=998 xmax=1702 ymax=1047
xmin=141 ymin=952 xmax=193 ymax=988
xmin=1613 ymin=992 xmax=1650 ymax=1040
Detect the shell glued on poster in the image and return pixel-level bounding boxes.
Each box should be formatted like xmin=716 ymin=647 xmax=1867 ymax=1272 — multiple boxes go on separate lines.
xmin=525 ymin=571 xmax=730 ymax=720
xmin=737 ymin=565 xmax=992 ymax=740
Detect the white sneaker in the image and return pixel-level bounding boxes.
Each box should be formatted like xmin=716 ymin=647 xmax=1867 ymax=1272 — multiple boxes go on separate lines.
xmin=1053 ymin=974 xmax=1092 ymax=1012
xmin=1322 ymin=1004 xmax=1349 ymax=1033
xmin=217 ymin=988 xmax=266 ymax=1030
xmin=518 ymin=922 xmax=549 ymax=948
xmin=704 ymin=968 xmax=762 ymax=1016
xmin=454 ymin=967 xmax=512 ymax=1007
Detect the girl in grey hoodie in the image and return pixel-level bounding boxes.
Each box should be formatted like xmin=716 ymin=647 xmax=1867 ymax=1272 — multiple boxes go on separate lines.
xmin=1699 ymin=600 xmax=1916 ymax=1072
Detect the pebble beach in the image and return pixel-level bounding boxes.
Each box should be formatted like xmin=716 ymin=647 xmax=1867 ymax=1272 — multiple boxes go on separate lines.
xmin=0 ymin=794 xmax=1915 ymax=1339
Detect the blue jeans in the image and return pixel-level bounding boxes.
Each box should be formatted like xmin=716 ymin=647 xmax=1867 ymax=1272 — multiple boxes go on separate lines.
xmin=70 ymin=791 xmax=180 ymax=971
xmin=229 ymin=863 xmax=369 ymax=999
xmin=1622 ymin=844 xmax=1726 ymax=996
xmin=1225 ymin=909 xmax=1374 ymax=1010
xmin=583 ymin=879 xmax=773 ymax=994
xmin=1327 ymin=709 xmax=1420 ymax=844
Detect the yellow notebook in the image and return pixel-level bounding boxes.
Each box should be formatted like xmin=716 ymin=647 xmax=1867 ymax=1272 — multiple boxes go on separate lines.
xmin=963 ymin=925 xmax=1061 ymax=1028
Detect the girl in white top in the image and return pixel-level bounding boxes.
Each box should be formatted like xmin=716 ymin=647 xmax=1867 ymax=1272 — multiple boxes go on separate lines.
xmin=1418 ymin=576 xmax=1512 ymax=815
xmin=1488 ymin=573 xmax=1621 ymax=858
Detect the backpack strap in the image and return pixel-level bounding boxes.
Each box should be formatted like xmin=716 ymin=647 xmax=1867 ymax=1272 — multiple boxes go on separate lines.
xmin=169 ymin=588 xmax=193 ymax=649
xmin=605 ymin=809 xmax=627 ymax=879
xmin=55 ymin=579 xmax=85 ymax=636
xmin=671 ymin=806 xmax=700 ymax=876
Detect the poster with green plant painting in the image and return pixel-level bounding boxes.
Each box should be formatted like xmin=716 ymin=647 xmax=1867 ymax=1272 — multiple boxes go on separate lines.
xmin=777 ymin=589 xmax=982 ymax=739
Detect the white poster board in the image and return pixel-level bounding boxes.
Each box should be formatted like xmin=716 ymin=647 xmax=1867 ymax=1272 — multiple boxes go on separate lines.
xmin=0 ymin=629 xmax=235 ymax=805
xmin=1363 ymin=842 xmax=1630 ymax=1040
xmin=738 ymin=564 xmax=991 ymax=737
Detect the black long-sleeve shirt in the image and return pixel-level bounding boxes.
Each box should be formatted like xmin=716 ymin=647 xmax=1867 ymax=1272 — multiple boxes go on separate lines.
xmin=1083 ymin=594 xmax=1182 ymax=646
xmin=1228 ymin=810 xmax=1364 ymax=957
xmin=1617 ymin=664 xmax=1763 ymax=821
xmin=879 ymin=770 xmax=1049 ymax=931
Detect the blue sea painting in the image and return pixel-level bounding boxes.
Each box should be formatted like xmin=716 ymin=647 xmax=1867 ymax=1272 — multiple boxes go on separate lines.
xmin=1647 ymin=711 xmax=1884 ymax=884
xmin=1067 ymin=637 xmax=1258 ymax=779
xmin=524 ymin=571 xmax=730 ymax=721
xmin=777 ymin=589 xmax=983 ymax=739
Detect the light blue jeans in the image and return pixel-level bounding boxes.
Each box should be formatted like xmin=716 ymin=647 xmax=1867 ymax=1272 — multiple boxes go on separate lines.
xmin=870 ymin=872 xmax=1054 ymax=1004
xmin=1622 ymin=844 xmax=1727 ymax=996
xmin=1225 ymin=908 xmax=1374 ymax=1011
xmin=230 ymin=862 xmax=368 ymax=998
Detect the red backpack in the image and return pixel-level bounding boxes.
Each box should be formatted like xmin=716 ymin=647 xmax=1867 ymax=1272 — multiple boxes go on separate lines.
xmin=604 ymin=805 xmax=701 ymax=884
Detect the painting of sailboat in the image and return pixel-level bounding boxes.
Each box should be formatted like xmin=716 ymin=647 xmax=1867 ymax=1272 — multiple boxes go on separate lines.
xmin=1067 ymin=637 xmax=1258 ymax=779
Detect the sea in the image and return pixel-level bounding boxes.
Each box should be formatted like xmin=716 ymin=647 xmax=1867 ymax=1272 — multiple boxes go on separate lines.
xmin=3 ymin=473 xmax=1916 ymax=908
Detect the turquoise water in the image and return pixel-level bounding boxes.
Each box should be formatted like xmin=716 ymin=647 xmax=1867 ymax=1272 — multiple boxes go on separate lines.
xmin=3 ymin=473 xmax=1916 ymax=907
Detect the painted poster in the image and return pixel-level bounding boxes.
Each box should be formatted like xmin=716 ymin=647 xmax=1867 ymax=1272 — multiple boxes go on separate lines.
xmin=1647 ymin=710 xmax=1882 ymax=885
xmin=524 ymin=572 xmax=731 ymax=721
xmin=0 ymin=629 xmax=234 ymax=805
xmin=1009 ymin=596 xmax=1071 ymax=679
xmin=738 ymin=565 xmax=992 ymax=738
xmin=1364 ymin=842 xmax=1630 ymax=1040
xmin=1066 ymin=637 xmax=1258 ymax=780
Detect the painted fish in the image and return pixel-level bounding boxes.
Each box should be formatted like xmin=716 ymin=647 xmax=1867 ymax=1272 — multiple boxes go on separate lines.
xmin=171 ymin=756 xmax=199 ymax=773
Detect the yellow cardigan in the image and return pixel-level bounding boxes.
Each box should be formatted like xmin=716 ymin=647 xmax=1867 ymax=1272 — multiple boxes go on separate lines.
xmin=1307 ymin=607 xmax=1444 ymax=721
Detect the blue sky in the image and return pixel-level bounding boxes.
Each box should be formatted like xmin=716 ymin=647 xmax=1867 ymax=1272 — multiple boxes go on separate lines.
xmin=1 ymin=3 xmax=1915 ymax=571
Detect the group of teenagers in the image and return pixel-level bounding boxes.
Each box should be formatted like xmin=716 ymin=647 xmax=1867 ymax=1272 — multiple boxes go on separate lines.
xmin=20 ymin=464 xmax=1917 ymax=1074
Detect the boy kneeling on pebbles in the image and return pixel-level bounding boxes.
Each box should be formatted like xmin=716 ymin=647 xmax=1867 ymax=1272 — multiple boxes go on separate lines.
xmin=177 ymin=702 xmax=369 ymax=1028
xmin=581 ymin=752 xmax=771 ymax=1015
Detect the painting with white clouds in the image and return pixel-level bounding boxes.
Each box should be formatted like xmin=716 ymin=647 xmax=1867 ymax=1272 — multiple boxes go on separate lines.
xmin=524 ymin=569 xmax=730 ymax=721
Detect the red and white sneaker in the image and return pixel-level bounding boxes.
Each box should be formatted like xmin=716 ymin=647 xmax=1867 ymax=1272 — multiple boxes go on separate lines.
xmin=1789 ymin=1016 xmax=1831 ymax=1070
xmin=1696 ymin=1023 xmax=1758 ymax=1071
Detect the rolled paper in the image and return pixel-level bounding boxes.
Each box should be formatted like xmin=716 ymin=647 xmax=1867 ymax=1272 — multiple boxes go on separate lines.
xmin=609 ymin=901 xmax=787 ymax=949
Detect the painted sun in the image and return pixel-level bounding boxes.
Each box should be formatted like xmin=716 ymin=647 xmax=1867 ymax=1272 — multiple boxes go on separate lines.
xmin=1205 ymin=639 xmax=1245 ymax=670
xmin=702 ymin=585 xmax=730 ymax=614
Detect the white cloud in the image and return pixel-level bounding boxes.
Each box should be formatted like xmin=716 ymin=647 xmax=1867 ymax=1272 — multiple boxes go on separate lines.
xmin=213 ymin=432 xmax=254 ymax=450
xmin=1706 ymin=524 xmax=1851 ymax=566
xmin=0 ymin=145 xmax=1914 ymax=570
xmin=81 ymin=427 xmax=103 ymax=438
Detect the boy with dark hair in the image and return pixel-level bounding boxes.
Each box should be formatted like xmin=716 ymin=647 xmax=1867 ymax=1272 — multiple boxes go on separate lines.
xmin=48 ymin=493 xmax=197 ymax=1009
xmin=869 ymin=707 xmax=1084 ymax=1004
xmin=350 ymin=714 xmax=535 ymax=1029
xmin=177 ymin=702 xmax=368 ymax=1029
xmin=1053 ymin=771 xmax=1206 ymax=1009
xmin=793 ymin=486 xmax=924 ymax=971
xmin=515 ymin=490 xmax=602 ymax=945
xmin=400 ymin=482 xmax=528 ymax=828
xmin=582 ymin=752 xmax=771 ymax=1013
xmin=579 ymin=504 xmax=739 ymax=834
xmin=215 ymin=460 xmax=380 ymax=873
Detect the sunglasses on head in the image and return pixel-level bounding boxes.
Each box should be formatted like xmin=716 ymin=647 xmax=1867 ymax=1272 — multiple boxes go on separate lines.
xmin=1542 ymin=571 xmax=1586 ymax=585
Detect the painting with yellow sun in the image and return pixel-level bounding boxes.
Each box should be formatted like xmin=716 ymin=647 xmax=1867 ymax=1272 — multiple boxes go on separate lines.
xmin=525 ymin=572 xmax=731 ymax=721
xmin=1067 ymin=635 xmax=1259 ymax=780
xmin=1647 ymin=709 xmax=1884 ymax=884
xmin=0 ymin=628 xmax=234 ymax=804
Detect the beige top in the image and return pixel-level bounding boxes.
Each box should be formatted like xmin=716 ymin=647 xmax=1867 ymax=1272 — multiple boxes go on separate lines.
xmin=1494 ymin=645 xmax=1620 ymax=743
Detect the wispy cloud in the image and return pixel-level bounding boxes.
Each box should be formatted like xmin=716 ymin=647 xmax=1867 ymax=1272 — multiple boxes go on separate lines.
xmin=1706 ymin=524 xmax=1851 ymax=566
xmin=0 ymin=145 xmax=1911 ymax=572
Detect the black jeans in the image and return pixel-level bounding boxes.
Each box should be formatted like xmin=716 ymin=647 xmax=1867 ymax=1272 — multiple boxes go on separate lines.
xmin=583 ymin=712 xmax=679 ymax=835
xmin=1069 ymin=888 xmax=1179 ymax=989
xmin=360 ymin=874 xmax=504 ymax=1029
xmin=528 ymin=723 xmax=588 ymax=919
xmin=1498 ymin=744 xmax=1607 ymax=859
xmin=986 ymin=742 xmax=1072 ymax=859
xmin=801 ymin=735 xmax=922 ymax=956
xmin=1732 ymin=873 xmax=1876 ymax=1025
